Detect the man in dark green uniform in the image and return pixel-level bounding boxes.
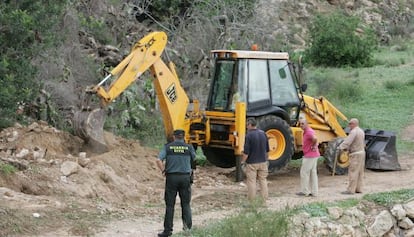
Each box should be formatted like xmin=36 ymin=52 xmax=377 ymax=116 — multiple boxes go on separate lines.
xmin=156 ymin=129 xmax=196 ymax=237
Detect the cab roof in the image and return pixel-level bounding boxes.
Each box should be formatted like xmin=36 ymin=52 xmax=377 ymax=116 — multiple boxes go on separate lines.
xmin=211 ymin=50 xmax=289 ymax=60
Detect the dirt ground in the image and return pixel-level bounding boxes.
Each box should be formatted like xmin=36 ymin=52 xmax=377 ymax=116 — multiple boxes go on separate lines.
xmin=0 ymin=122 xmax=413 ymax=237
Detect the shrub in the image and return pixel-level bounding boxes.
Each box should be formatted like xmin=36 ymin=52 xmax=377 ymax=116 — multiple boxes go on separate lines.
xmin=305 ymin=11 xmax=377 ymax=67
xmin=384 ymin=80 xmax=403 ymax=90
xmin=335 ymin=79 xmax=364 ymax=102
xmin=408 ymin=78 xmax=414 ymax=86
xmin=195 ymin=148 xmax=207 ymax=166
xmin=0 ymin=162 xmax=17 ymax=175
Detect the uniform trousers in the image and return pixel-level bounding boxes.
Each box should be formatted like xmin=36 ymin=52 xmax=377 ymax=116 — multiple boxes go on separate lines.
xmin=163 ymin=174 xmax=192 ymax=233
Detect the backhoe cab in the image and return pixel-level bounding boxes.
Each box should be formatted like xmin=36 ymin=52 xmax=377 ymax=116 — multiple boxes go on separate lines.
xmin=202 ymin=50 xmax=302 ymax=172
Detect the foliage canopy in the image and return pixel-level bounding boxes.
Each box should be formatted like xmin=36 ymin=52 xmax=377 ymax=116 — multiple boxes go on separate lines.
xmin=0 ymin=1 xmax=66 ymax=128
xmin=305 ymin=11 xmax=377 ymax=67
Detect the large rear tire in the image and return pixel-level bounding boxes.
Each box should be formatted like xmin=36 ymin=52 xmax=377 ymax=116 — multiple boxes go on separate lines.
xmin=202 ymin=147 xmax=235 ymax=168
xmin=324 ymin=137 xmax=348 ymax=175
xmin=257 ymin=115 xmax=294 ymax=172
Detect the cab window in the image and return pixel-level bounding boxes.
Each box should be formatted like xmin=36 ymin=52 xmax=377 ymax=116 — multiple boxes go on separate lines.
xmin=248 ymin=59 xmax=270 ymax=106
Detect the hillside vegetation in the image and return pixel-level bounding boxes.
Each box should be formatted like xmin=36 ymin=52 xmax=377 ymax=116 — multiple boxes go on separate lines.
xmin=306 ymin=42 xmax=414 ymax=152
xmin=1 ymin=0 xmax=413 ymax=146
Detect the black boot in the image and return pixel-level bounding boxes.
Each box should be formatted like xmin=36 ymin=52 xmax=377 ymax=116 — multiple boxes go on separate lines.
xmin=158 ymin=231 xmax=172 ymax=237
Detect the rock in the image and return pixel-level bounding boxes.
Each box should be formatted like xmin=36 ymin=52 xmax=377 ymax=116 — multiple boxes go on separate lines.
xmin=28 ymin=122 xmax=41 ymax=132
xmin=304 ymin=216 xmax=326 ymax=233
xmin=33 ymin=147 xmax=46 ymax=160
xmin=391 ymin=204 xmax=406 ymax=220
xmin=384 ymin=231 xmax=397 ymax=237
xmin=345 ymin=1 xmax=354 ymax=10
xmin=42 ymin=126 xmax=57 ymax=133
xmin=60 ymin=161 xmax=79 ymax=176
xmin=327 ymin=206 xmax=343 ymax=219
xmin=367 ymin=210 xmax=394 ymax=237
xmin=404 ymin=228 xmax=414 ymax=237
xmin=326 ymin=222 xmax=343 ymax=236
xmin=38 ymin=120 xmax=48 ymax=126
xmin=13 ymin=123 xmax=23 ymax=128
xmin=7 ymin=130 xmax=19 ymax=142
xmin=78 ymin=157 xmax=91 ymax=168
xmin=340 ymin=207 xmax=366 ymax=227
xmin=403 ymin=201 xmax=414 ymax=218
xmin=60 ymin=175 xmax=68 ymax=183
xmin=289 ymin=212 xmax=310 ymax=236
xmin=399 ymin=217 xmax=414 ymax=229
xmin=15 ymin=148 xmax=30 ymax=158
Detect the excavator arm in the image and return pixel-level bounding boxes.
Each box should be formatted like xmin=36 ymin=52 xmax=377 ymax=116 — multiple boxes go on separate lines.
xmin=301 ymin=94 xmax=348 ymax=141
xmin=74 ymin=32 xmax=191 ymax=152
xmin=93 ymin=32 xmax=168 ymax=106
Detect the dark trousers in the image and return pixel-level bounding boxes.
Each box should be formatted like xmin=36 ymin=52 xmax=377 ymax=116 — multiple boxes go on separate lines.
xmin=163 ymin=174 xmax=192 ymax=233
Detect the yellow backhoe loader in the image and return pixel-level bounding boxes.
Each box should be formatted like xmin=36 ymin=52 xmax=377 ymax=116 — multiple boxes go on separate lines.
xmin=73 ymin=31 xmax=400 ymax=181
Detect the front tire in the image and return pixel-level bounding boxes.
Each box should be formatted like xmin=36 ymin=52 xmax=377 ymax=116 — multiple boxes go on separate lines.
xmin=257 ymin=115 xmax=294 ymax=172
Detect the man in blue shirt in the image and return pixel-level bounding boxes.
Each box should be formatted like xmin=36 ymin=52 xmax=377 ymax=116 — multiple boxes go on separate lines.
xmin=156 ymin=129 xmax=196 ymax=237
xmin=241 ymin=118 xmax=270 ymax=202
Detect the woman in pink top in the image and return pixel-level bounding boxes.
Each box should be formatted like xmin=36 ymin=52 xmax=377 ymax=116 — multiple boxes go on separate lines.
xmin=296 ymin=118 xmax=320 ymax=197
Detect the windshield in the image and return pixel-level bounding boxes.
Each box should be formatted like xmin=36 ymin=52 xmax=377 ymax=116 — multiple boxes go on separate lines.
xmin=208 ymin=60 xmax=235 ymax=110
xmin=208 ymin=58 xmax=300 ymax=113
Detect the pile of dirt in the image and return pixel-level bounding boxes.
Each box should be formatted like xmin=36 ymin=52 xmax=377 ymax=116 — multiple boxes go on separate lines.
xmin=0 ymin=121 xmax=163 ymax=207
xmin=0 ymin=121 xmax=240 ymax=236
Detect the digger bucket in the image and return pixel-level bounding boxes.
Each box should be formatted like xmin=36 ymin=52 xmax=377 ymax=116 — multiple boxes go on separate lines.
xmin=364 ymin=129 xmax=400 ymax=171
xmin=73 ymin=108 xmax=108 ymax=153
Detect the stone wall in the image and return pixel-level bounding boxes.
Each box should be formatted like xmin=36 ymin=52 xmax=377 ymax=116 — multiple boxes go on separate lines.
xmin=289 ymin=199 xmax=414 ymax=237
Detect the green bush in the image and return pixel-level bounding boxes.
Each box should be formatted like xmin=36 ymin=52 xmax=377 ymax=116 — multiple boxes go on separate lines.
xmin=78 ymin=14 xmax=112 ymax=44
xmin=384 ymin=80 xmax=403 ymax=90
xmin=195 ymin=148 xmax=207 ymax=166
xmin=183 ymin=209 xmax=290 ymax=237
xmin=305 ymin=11 xmax=377 ymax=67
xmin=0 ymin=162 xmax=17 ymax=175
xmin=408 ymin=78 xmax=414 ymax=86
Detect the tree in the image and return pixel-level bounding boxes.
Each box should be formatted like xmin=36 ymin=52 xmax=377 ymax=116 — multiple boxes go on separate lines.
xmin=305 ymin=11 xmax=377 ymax=67
xmin=0 ymin=1 xmax=66 ymax=128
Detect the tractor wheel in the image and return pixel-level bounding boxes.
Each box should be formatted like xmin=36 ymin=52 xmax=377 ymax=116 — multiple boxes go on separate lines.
xmin=257 ymin=115 xmax=294 ymax=173
xmin=202 ymin=147 xmax=235 ymax=168
xmin=324 ymin=137 xmax=349 ymax=175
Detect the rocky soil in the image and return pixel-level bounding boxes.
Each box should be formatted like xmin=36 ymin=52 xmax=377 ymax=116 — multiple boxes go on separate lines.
xmin=0 ymin=121 xmax=413 ymax=236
